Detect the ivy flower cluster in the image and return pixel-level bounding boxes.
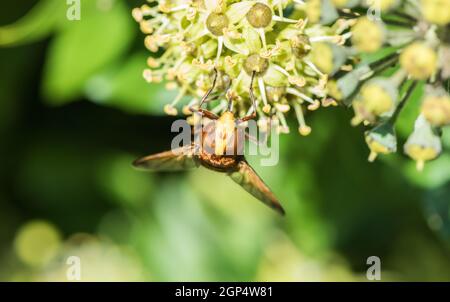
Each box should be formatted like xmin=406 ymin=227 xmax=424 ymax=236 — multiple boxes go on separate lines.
xmin=133 ymin=0 xmax=450 ymax=170
xmin=132 ymin=0 xmax=351 ymax=135
xmin=318 ymin=0 xmax=450 ymax=170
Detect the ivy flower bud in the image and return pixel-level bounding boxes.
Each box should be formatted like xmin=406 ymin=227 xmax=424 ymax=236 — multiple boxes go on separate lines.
xmin=309 ymin=43 xmax=348 ymax=75
xmin=351 ymin=17 xmax=385 ymax=53
xmin=206 ymin=13 xmax=230 ymax=36
xmin=365 ymin=122 xmax=397 ymax=162
xmin=244 ymin=53 xmax=269 ymax=76
xmin=302 ymin=0 xmax=320 ymax=23
xmin=315 ymin=0 xmax=340 ymax=23
xmin=421 ymin=91 xmax=450 ymax=127
xmin=352 ymin=77 xmax=398 ymax=125
xmin=246 ymin=3 xmax=272 ymax=28
xmin=400 ymin=42 xmax=437 ymax=80
xmin=291 ymin=34 xmax=312 ymax=59
xmin=266 ymin=86 xmax=286 ymax=102
xmin=404 ymin=115 xmax=442 ymax=171
xmin=420 ymin=0 xmax=450 ymax=25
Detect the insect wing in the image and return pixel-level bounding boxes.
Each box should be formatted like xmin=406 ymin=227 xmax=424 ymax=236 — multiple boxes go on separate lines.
xmin=228 ymin=160 xmax=285 ymax=215
xmin=133 ymin=144 xmax=198 ymax=171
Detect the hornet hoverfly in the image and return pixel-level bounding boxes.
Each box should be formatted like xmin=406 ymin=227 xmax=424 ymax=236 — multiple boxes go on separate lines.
xmin=133 ymin=69 xmax=285 ymax=215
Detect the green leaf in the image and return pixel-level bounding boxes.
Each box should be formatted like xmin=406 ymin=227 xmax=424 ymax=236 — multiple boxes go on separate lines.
xmin=42 ymin=0 xmax=135 ymax=104
xmin=84 ymin=53 xmax=179 ymax=115
xmin=358 ymin=45 xmax=399 ymax=65
xmin=442 ymin=128 xmax=450 ymax=149
xmin=109 ymin=54 xmax=180 ymax=115
xmin=395 ymin=81 xmax=425 ymax=138
xmin=0 ymin=0 xmax=64 ymax=47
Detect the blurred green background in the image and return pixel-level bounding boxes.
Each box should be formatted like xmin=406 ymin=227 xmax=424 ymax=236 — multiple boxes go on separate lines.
xmin=0 ymin=0 xmax=449 ymax=281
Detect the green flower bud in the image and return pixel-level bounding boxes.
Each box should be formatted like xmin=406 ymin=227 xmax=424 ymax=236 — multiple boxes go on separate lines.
xmin=400 ymin=42 xmax=437 ymax=80
xmin=404 ymin=115 xmax=442 ymax=171
xmin=291 ymin=34 xmax=312 ymax=59
xmin=309 ymin=42 xmax=348 ymax=75
xmin=351 ymin=17 xmax=385 ymax=53
xmin=421 ymin=0 xmax=450 ymax=25
xmin=266 ymin=86 xmax=286 ymax=102
xmin=244 ymin=53 xmax=269 ymax=76
xmin=365 ymin=122 xmax=397 ymax=162
xmin=352 ymin=77 xmax=399 ymax=125
xmin=246 ymin=3 xmax=272 ymax=28
xmin=421 ymin=89 xmax=450 ymax=127
xmin=206 ymin=12 xmax=230 ymax=36
xmin=314 ymin=0 xmax=339 ymax=24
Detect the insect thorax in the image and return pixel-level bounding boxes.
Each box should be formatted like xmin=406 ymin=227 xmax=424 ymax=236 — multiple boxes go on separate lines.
xmin=197 ymin=116 xmax=245 ymax=157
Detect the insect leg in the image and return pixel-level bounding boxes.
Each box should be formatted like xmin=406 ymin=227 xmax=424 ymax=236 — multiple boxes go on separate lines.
xmin=189 ymin=67 xmax=219 ymax=120
xmin=226 ymin=78 xmax=234 ymax=112
xmin=238 ymin=71 xmax=257 ymax=123
xmin=199 ymin=67 xmax=218 ymax=108
xmin=195 ymin=108 xmax=219 ymax=119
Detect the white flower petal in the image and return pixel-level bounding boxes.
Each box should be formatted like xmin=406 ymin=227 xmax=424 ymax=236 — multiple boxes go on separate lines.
xmin=226 ymin=1 xmax=256 ymax=24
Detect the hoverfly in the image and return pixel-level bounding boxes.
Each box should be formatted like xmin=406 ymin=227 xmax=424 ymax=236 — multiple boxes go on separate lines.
xmin=133 ymin=69 xmax=285 ymax=215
